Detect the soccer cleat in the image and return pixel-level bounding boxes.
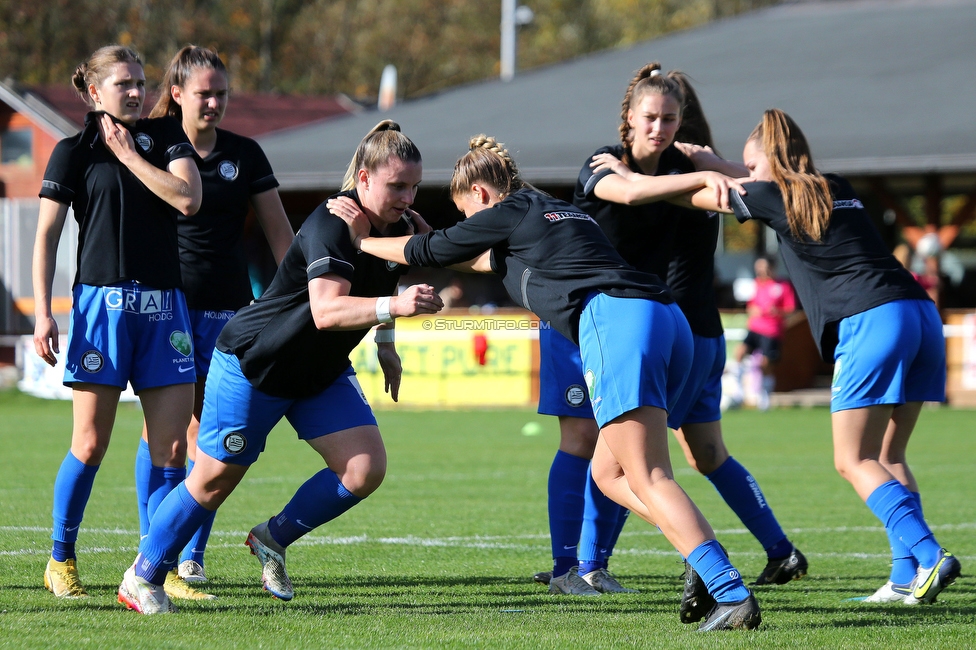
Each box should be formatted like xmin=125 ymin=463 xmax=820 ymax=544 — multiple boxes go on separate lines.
xmin=245 ymin=521 xmax=294 ymax=601
xmin=533 ymin=570 xmax=552 ymax=586
xmin=178 ymin=559 xmax=208 ymax=584
xmin=44 ymin=557 xmax=89 ymax=598
xmin=698 ymin=592 xmax=762 ymax=631
xmin=906 ymin=549 xmax=961 ymax=605
xmin=582 ymin=568 xmax=638 ymax=593
xmin=118 ymin=566 xmax=176 ymax=614
xmin=864 ymin=580 xmax=914 ymax=604
xmin=680 ymin=560 xmax=715 ymax=623
xmin=164 ymin=569 xmax=216 ymax=600
xmin=548 ymin=567 xmax=601 ymax=596
xmin=753 ymin=547 xmax=808 ymax=585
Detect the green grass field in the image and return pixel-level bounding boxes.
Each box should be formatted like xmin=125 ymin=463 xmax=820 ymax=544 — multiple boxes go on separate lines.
xmin=0 ymin=389 xmax=973 ymax=649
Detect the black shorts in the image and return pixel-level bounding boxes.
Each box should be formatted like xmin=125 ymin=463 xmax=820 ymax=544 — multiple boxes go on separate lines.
xmin=742 ymin=330 xmax=782 ymax=362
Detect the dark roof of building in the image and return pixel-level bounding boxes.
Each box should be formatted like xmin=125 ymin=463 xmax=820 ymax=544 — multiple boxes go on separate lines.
xmin=19 ymin=85 xmax=358 ymax=138
xmin=256 ymin=0 xmax=976 ymax=191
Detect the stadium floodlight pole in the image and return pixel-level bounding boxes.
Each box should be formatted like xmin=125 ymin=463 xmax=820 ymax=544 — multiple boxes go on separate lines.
xmin=500 ymin=0 xmax=534 ymax=82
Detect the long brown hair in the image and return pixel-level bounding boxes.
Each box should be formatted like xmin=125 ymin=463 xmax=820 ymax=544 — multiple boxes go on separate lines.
xmin=670 ymin=71 xmax=714 ymax=150
xmin=749 ymin=109 xmax=832 ymax=241
xmin=618 ymin=62 xmax=685 ymax=166
xmin=71 ymin=45 xmax=143 ymax=109
xmin=148 ymin=45 xmax=227 ymax=121
xmin=341 ymin=120 xmax=422 ymax=191
xmin=449 ymin=135 xmax=528 ymax=200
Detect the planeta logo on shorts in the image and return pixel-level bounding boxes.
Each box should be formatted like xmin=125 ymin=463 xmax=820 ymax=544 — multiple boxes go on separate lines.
xmin=222 ymin=433 xmax=247 ymax=455
xmin=217 ymin=160 xmax=239 ymax=181
xmin=134 ymin=133 xmax=153 ymax=152
xmin=169 ymin=330 xmax=193 ymax=358
xmin=81 ymin=350 xmax=103 ymax=373
xmin=565 ymin=384 xmax=587 ymax=407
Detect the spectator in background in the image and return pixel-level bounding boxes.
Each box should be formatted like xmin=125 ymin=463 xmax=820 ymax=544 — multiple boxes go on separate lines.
xmin=732 ymin=255 xmax=795 ymax=410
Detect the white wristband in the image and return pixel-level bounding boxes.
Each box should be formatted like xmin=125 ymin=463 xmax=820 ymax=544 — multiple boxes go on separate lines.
xmin=374 ymin=328 xmax=395 ymax=343
xmin=375 ymin=296 xmax=393 ymax=324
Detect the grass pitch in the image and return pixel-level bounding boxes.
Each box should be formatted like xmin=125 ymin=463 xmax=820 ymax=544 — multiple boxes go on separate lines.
xmin=0 ymin=390 xmax=974 ymax=648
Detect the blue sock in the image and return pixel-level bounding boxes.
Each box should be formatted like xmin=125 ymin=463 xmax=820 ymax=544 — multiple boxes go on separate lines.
xmin=886 ymin=490 xmax=922 ymax=585
xmin=51 ymin=452 xmax=99 ymax=561
xmin=134 ymin=439 xmax=152 ymax=539
xmin=579 ymin=464 xmax=626 ymax=575
xmin=267 ymin=468 xmax=363 ymax=548
xmin=147 ymin=466 xmax=187 ymax=526
xmin=687 ymin=539 xmax=750 ymax=603
xmin=547 ymin=450 xmax=588 ymax=577
xmin=136 ymin=483 xmax=213 ymax=585
xmin=707 ymin=457 xmax=790 ymax=558
xmin=180 ymin=459 xmax=215 ymax=566
xmin=866 ymin=480 xmax=940 ymax=568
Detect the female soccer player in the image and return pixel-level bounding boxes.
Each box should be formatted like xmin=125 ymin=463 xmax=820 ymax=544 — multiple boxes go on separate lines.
xmin=539 ymin=64 xmax=805 ymax=613
xmin=132 ymin=45 xmax=294 ymax=597
xmin=117 ymin=120 xmax=443 ymax=615
xmin=672 ymin=109 xmax=959 ymax=605
xmin=336 ymin=135 xmax=762 ymax=631
xmin=32 ymin=45 xmax=202 ymax=599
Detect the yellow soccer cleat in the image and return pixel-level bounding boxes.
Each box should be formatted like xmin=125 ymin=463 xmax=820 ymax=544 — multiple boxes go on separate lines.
xmin=163 ymin=569 xmax=216 ymax=600
xmin=44 ymin=557 xmax=89 ymax=598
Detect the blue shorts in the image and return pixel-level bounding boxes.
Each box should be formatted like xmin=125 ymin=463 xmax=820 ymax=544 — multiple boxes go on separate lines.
xmin=578 ymin=294 xmax=693 ymax=428
xmin=64 ymin=282 xmax=195 ymax=392
xmin=668 ymin=334 xmax=725 ymax=429
xmin=188 ymin=309 xmax=236 ymax=377
xmin=830 ymin=299 xmax=946 ymax=412
xmin=537 ymin=327 xmax=593 ymax=418
xmin=197 ymin=350 xmax=377 ymax=466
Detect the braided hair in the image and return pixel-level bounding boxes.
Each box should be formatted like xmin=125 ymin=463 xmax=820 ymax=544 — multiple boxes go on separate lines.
xmin=450 ymin=135 xmax=529 ymax=200
xmin=618 ymin=62 xmax=685 ymax=166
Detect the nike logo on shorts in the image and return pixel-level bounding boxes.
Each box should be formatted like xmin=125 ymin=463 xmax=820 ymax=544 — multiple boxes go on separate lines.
xmin=177 ymin=366 xmax=194 ymax=373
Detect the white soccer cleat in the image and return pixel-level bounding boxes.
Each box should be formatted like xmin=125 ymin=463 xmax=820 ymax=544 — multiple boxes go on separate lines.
xmin=548 ymin=567 xmax=601 ymax=596
xmin=118 ymin=565 xmax=176 ymax=614
xmin=864 ymin=581 xmax=913 ymax=604
xmin=178 ymin=559 xmax=208 ymax=584
xmin=245 ymin=521 xmax=294 ymax=601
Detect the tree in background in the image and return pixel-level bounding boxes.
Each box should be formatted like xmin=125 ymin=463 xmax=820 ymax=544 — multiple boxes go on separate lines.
xmin=0 ymin=0 xmax=779 ymax=100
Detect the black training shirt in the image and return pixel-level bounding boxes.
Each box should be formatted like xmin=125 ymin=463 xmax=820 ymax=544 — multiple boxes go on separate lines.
xmin=39 ymin=112 xmax=195 ymax=289
xmin=216 ymin=189 xmax=408 ymax=398
xmin=179 ymin=128 xmax=280 ymax=310
xmin=573 ymin=144 xmax=695 ymax=278
xmin=730 ymin=175 xmax=930 ymax=361
xmin=404 ymin=188 xmax=672 ymax=344
xmin=667 ymin=207 xmax=724 ymax=338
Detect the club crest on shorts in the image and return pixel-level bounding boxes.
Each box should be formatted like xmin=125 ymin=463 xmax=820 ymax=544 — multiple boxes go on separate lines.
xmin=222 ymin=433 xmax=247 ymax=455
xmin=81 ymin=350 xmax=103 ymax=373
xmin=134 ymin=133 xmax=153 ymax=152
xmin=565 ymin=384 xmax=587 ymax=407
xmin=386 ymin=260 xmax=400 ymax=271
xmin=170 ymin=330 xmax=193 ymax=358
xmin=217 ymin=160 xmax=239 ymax=181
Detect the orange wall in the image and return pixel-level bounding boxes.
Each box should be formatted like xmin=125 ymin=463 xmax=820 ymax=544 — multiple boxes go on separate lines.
xmin=0 ymin=110 xmax=60 ymax=198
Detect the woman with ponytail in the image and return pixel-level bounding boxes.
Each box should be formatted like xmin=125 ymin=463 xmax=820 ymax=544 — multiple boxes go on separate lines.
xmin=671 ymin=109 xmax=958 ymax=606
xmin=117 ymin=120 xmax=443 ymax=614
xmin=32 ymin=45 xmax=201 ymax=601
xmin=130 ymin=46 xmax=294 ymax=596
xmin=533 ymin=63 xmax=802 ymax=616
xmin=336 ymin=135 xmax=762 ymax=631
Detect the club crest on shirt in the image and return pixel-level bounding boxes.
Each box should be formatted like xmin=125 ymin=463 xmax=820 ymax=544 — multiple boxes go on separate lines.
xmin=222 ymin=433 xmax=247 ymax=455
xmin=565 ymin=384 xmax=587 ymax=407
xmin=584 ymin=369 xmax=596 ymax=401
xmin=218 ymin=160 xmax=239 ymax=181
xmin=386 ymin=260 xmax=400 ymax=271
xmin=169 ymin=330 xmax=193 ymax=358
xmin=134 ymin=133 xmax=153 ymax=152
xmin=81 ymin=350 xmax=103 ymax=373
